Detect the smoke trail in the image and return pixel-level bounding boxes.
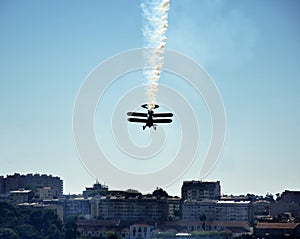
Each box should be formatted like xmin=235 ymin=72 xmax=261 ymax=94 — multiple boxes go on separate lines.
xmin=141 ymin=0 xmax=170 ymax=110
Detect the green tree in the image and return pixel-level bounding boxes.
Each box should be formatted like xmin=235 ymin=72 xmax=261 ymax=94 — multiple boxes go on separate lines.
xmin=0 ymin=202 xmax=19 ymax=226
xmin=29 ymin=210 xmax=44 ymax=231
xmin=152 ymin=188 xmax=169 ymax=198
xmin=15 ymin=224 xmax=39 ymax=239
xmin=64 ymin=217 xmax=77 ymax=239
xmin=0 ymin=202 xmax=64 ymax=239
xmin=46 ymin=224 xmax=64 ymax=239
xmin=0 ymin=228 xmax=19 ymax=239
xmin=107 ymin=231 xmax=118 ymax=239
xmin=42 ymin=210 xmax=63 ymax=232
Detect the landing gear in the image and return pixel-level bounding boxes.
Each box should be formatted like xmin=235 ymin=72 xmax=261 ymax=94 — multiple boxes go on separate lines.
xmin=153 ymin=125 xmax=157 ymax=130
xmin=142 ymin=126 xmax=146 ymax=130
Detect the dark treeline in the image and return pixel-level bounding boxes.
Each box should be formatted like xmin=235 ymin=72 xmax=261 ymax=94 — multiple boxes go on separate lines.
xmin=0 ymin=201 xmax=77 ymax=239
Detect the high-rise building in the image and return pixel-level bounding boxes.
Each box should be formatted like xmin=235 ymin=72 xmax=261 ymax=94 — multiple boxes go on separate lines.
xmin=279 ymin=190 xmax=300 ymax=203
xmin=83 ymin=181 xmax=109 ymax=198
xmin=270 ymin=190 xmax=300 ymax=218
xmin=2 ymin=173 xmax=63 ymax=197
xmin=182 ymin=200 xmax=253 ymax=223
xmin=0 ymin=176 xmax=4 ymax=194
xmin=181 ymin=180 xmax=221 ymax=201
xmin=37 ymin=186 xmax=60 ymax=200
xmin=182 ymin=200 xmax=216 ymax=221
xmin=215 ymin=201 xmax=253 ymax=223
xmin=167 ymin=197 xmax=181 ymax=220
xmin=63 ymin=197 xmax=91 ymax=220
xmin=90 ymin=196 xmax=169 ymax=222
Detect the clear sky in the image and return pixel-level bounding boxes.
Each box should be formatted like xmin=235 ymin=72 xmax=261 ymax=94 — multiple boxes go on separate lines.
xmin=1 ymin=0 xmax=299 ymax=196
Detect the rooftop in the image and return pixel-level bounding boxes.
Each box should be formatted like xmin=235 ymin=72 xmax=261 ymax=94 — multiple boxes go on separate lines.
xmin=10 ymin=189 xmax=32 ymax=194
xmin=217 ymin=200 xmax=251 ymax=204
xmin=256 ymin=222 xmax=300 ymax=230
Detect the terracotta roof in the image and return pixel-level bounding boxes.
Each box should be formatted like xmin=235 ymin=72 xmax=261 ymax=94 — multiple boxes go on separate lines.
xmin=256 ymin=222 xmax=300 ymax=230
xmin=131 ymin=223 xmax=151 ymax=227
xmin=166 ymin=220 xmax=250 ymax=228
xmin=77 ymin=220 xmax=120 ymax=226
xmin=120 ymin=228 xmax=129 ymax=232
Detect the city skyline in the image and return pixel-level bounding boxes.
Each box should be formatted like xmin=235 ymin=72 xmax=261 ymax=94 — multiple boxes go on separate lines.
xmin=1 ymin=1 xmax=300 ymax=196
xmin=0 ymin=172 xmax=297 ymax=199
xmin=1 ymin=174 xmax=299 ymax=239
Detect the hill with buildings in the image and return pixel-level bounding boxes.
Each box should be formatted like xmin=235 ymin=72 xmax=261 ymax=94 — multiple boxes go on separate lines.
xmin=0 ymin=173 xmax=300 ymax=239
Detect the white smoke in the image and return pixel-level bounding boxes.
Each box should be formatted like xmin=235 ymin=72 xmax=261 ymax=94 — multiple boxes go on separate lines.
xmin=141 ymin=0 xmax=170 ymax=110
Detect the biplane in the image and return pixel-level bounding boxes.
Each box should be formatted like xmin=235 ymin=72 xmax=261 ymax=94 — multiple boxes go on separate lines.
xmin=127 ymin=104 xmax=173 ymax=130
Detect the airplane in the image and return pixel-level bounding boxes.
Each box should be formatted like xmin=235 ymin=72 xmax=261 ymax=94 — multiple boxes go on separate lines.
xmin=127 ymin=104 xmax=173 ymax=130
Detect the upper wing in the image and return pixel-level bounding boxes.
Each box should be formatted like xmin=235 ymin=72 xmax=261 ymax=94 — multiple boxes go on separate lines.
xmin=153 ymin=119 xmax=172 ymax=123
xmin=128 ymin=118 xmax=148 ymax=123
xmin=127 ymin=112 xmax=147 ymax=117
xmin=141 ymin=104 xmax=159 ymax=109
xmin=153 ymin=113 xmax=173 ymax=118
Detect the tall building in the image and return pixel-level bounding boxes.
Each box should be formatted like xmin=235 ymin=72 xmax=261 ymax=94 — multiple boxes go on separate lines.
xmin=91 ymin=196 xmax=169 ymax=222
xmin=253 ymin=200 xmax=271 ymax=216
xmin=37 ymin=186 xmax=60 ymax=200
xmin=182 ymin=200 xmax=216 ymax=221
xmin=215 ymin=201 xmax=253 ymax=223
xmin=279 ymin=190 xmax=300 ymax=203
xmin=270 ymin=190 xmax=300 ymax=218
xmin=83 ymin=181 xmax=109 ymax=198
xmin=2 ymin=173 xmax=63 ymax=197
xmin=4 ymin=174 xmax=20 ymax=192
xmin=0 ymin=176 xmax=4 ymax=194
xmin=63 ymin=197 xmax=91 ymax=220
xmin=167 ymin=197 xmax=181 ymax=220
xmin=181 ymin=180 xmax=221 ymax=201
xmin=182 ymin=200 xmax=253 ymax=224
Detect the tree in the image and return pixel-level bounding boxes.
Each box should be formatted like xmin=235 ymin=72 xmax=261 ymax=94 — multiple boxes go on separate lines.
xmin=64 ymin=217 xmax=77 ymax=239
xmin=275 ymin=193 xmax=281 ymax=201
xmin=15 ymin=224 xmax=39 ymax=239
xmin=107 ymin=231 xmax=118 ymax=239
xmin=0 ymin=201 xmax=20 ymax=226
xmin=152 ymin=188 xmax=169 ymax=198
xmin=264 ymin=193 xmax=275 ymax=202
xmin=42 ymin=209 xmax=63 ymax=232
xmin=46 ymin=224 xmax=63 ymax=239
xmin=29 ymin=210 xmax=44 ymax=231
xmin=0 ymin=228 xmax=19 ymax=239
xmin=0 ymin=202 xmax=64 ymax=239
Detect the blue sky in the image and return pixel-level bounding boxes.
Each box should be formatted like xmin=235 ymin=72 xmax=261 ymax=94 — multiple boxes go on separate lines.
xmin=0 ymin=0 xmax=299 ymax=196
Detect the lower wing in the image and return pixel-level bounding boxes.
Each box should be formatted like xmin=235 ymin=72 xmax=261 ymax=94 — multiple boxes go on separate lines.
xmin=153 ymin=119 xmax=172 ymax=123
xmin=127 ymin=118 xmax=148 ymax=123
xmin=127 ymin=112 xmax=147 ymax=117
xmin=153 ymin=113 xmax=173 ymax=117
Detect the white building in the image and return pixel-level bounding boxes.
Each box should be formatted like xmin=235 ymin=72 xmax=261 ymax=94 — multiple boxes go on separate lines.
xmin=37 ymin=186 xmax=58 ymax=200
xmin=216 ymin=200 xmax=253 ymax=223
xmin=130 ymin=224 xmax=153 ymax=239
xmin=182 ymin=200 xmax=253 ymax=223
xmin=181 ymin=181 xmax=221 ymax=201
xmin=63 ymin=197 xmax=90 ymax=220
xmin=90 ymin=196 xmax=168 ymax=222
xmin=182 ymin=200 xmax=215 ymax=221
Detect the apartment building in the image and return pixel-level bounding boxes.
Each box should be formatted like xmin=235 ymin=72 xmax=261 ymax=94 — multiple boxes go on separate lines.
xmin=181 ymin=180 xmax=221 ymax=201
xmin=182 ymin=200 xmax=253 ymax=224
xmin=2 ymin=173 xmax=63 ymax=197
xmin=63 ymin=197 xmax=90 ymax=220
xmin=90 ymin=196 xmax=169 ymax=222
